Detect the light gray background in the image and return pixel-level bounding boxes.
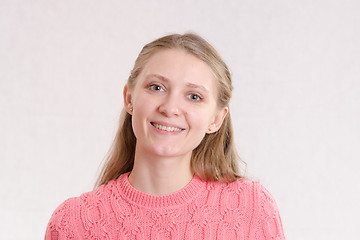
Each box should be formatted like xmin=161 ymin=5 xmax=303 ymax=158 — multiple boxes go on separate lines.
xmin=1 ymin=0 xmax=359 ymax=239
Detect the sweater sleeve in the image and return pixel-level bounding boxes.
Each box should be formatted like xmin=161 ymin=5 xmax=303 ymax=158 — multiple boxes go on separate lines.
xmin=249 ymin=182 xmax=285 ymax=240
xmin=45 ymin=198 xmax=78 ymax=240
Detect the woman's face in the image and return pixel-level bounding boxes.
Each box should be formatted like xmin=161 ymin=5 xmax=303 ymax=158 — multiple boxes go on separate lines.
xmin=124 ymin=49 xmax=228 ymax=159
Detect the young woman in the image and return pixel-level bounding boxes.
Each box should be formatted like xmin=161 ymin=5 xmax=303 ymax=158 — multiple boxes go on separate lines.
xmin=45 ymin=33 xmax=285 ymax=239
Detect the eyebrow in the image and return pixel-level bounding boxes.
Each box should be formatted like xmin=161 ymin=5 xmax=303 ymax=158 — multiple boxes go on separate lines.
xmin=147 ymin=74 xmax=169 ymax=83
xmin=146 ymin=74 xmax=209 ymax=93
xmin=185 ymin=83 xmax=209 ymax=94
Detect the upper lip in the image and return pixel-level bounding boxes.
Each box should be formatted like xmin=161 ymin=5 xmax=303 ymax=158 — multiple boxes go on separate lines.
xmin=151 ymin=121 xmax=185 ymax=130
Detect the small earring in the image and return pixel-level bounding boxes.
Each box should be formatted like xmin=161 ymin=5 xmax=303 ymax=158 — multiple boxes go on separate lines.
xmin=128 ymin=104 xmax=133 ymax=113
xmin=208 ymin=123 xmax=216 ymax=132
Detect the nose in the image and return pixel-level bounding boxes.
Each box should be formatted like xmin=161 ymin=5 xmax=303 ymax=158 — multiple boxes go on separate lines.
xmin=158 ymin=95 xmax=181 ymax=117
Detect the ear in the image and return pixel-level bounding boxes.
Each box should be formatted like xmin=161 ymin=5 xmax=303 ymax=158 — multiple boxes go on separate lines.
xmin=207 ymin=107 xmax=228 ymax=134
xmin=123 ymin=84 xmax=133 ymax=115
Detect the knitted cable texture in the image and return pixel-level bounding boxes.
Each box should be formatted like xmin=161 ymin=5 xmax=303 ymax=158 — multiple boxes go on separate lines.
xmin=45 ymin=172 xmax=285 ymax=239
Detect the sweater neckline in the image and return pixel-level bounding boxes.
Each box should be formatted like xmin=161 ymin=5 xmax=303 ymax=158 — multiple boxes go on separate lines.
xmin=116 ymin=172 xmax=206 ymax=208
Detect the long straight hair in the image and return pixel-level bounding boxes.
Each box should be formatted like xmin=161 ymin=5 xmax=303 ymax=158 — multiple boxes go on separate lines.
xmin=95 ymin=33 xmax=246 ymax=187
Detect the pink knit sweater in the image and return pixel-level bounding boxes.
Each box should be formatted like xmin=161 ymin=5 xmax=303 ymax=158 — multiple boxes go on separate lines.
xmin=45 ymin=173 xmax=285 ymax=239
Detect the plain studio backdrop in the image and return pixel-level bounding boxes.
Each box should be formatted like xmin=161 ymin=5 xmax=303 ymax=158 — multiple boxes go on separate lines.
xmin=1 ymin=0 xmax=359 ymax=239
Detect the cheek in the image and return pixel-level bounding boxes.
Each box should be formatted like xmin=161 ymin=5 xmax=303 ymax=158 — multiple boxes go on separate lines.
xmin=187 ymin=110 xmax=213 ymax=131
xmin=133 ymin=94 xmax=156 ymax=116
xmin=131 ymin=106 xmax=151 ymax=138
xmin=131 ymin=114 xmax=142 ymax=140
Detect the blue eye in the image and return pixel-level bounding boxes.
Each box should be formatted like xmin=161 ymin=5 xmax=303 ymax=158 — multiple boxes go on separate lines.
xmin=149 ymin=84 xmax=164 ymax=92
xmin=188 ymin=94 xmax=202 ymax=101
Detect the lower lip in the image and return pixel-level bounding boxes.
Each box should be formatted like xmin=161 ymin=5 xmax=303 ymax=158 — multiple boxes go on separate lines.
xmin=151 ymin=123 xmax=184 ymax=136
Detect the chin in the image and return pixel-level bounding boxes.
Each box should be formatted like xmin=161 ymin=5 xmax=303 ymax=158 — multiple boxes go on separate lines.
xmin=149 ymin=146 xmax=184 ymax=158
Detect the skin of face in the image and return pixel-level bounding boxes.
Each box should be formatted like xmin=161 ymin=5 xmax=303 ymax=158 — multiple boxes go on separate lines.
xmin=124 ymin=48 xmax=228 ymax=162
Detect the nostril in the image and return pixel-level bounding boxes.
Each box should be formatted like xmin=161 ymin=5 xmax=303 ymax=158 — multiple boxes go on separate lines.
xmin=158 ymin=104 xmax=180 ymax=116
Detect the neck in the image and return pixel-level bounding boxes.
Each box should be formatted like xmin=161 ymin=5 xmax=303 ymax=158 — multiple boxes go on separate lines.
xmin=128 ymin=150 xmax=193 ymax=196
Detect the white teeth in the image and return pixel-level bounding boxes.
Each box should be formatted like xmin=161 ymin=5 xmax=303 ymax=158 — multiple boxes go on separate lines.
xmin=153 ymin=123 xmax=182 ymax=132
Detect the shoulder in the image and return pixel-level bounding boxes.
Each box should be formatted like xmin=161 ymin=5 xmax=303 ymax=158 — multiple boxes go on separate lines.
xmin=215 ymin=177 xmax=258 ymax=196
xmin=219 ymin=178 xmax=279 ymax=205
xmin=215 ymin=178 xmax=285 ymax=239
xmin=45 ymin=197 xmax=79 ymax=239
xmin=249 ymin=181 xmax=282 ymax=221
xmin=221 ymin=178 xmax=281 ymax=217
xmin=45 ymin=179 xmax=118 ymax=239
xmin=245 ymin=181 xmax=286 ymax=239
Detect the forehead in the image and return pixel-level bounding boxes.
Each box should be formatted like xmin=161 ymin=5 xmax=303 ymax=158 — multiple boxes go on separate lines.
xmin=138 ymin=49 xmax=218 ymax=91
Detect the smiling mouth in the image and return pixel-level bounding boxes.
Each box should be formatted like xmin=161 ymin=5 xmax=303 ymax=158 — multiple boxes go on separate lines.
xmin=151 ymin=122 xmax=183 ymax=132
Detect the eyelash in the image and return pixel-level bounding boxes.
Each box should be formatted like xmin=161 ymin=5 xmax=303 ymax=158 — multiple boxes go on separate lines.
xmin=147 ymin=83 xmax=203 ymax=102
xmin=148 ymin=84 xmax=164 ymax=92
xmin=187 ymin=93 xmax=202 ymax=102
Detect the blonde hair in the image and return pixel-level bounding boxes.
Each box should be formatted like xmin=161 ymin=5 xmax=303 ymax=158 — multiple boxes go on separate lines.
xmin=95 ymin=33 xmax=245 ymax=187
